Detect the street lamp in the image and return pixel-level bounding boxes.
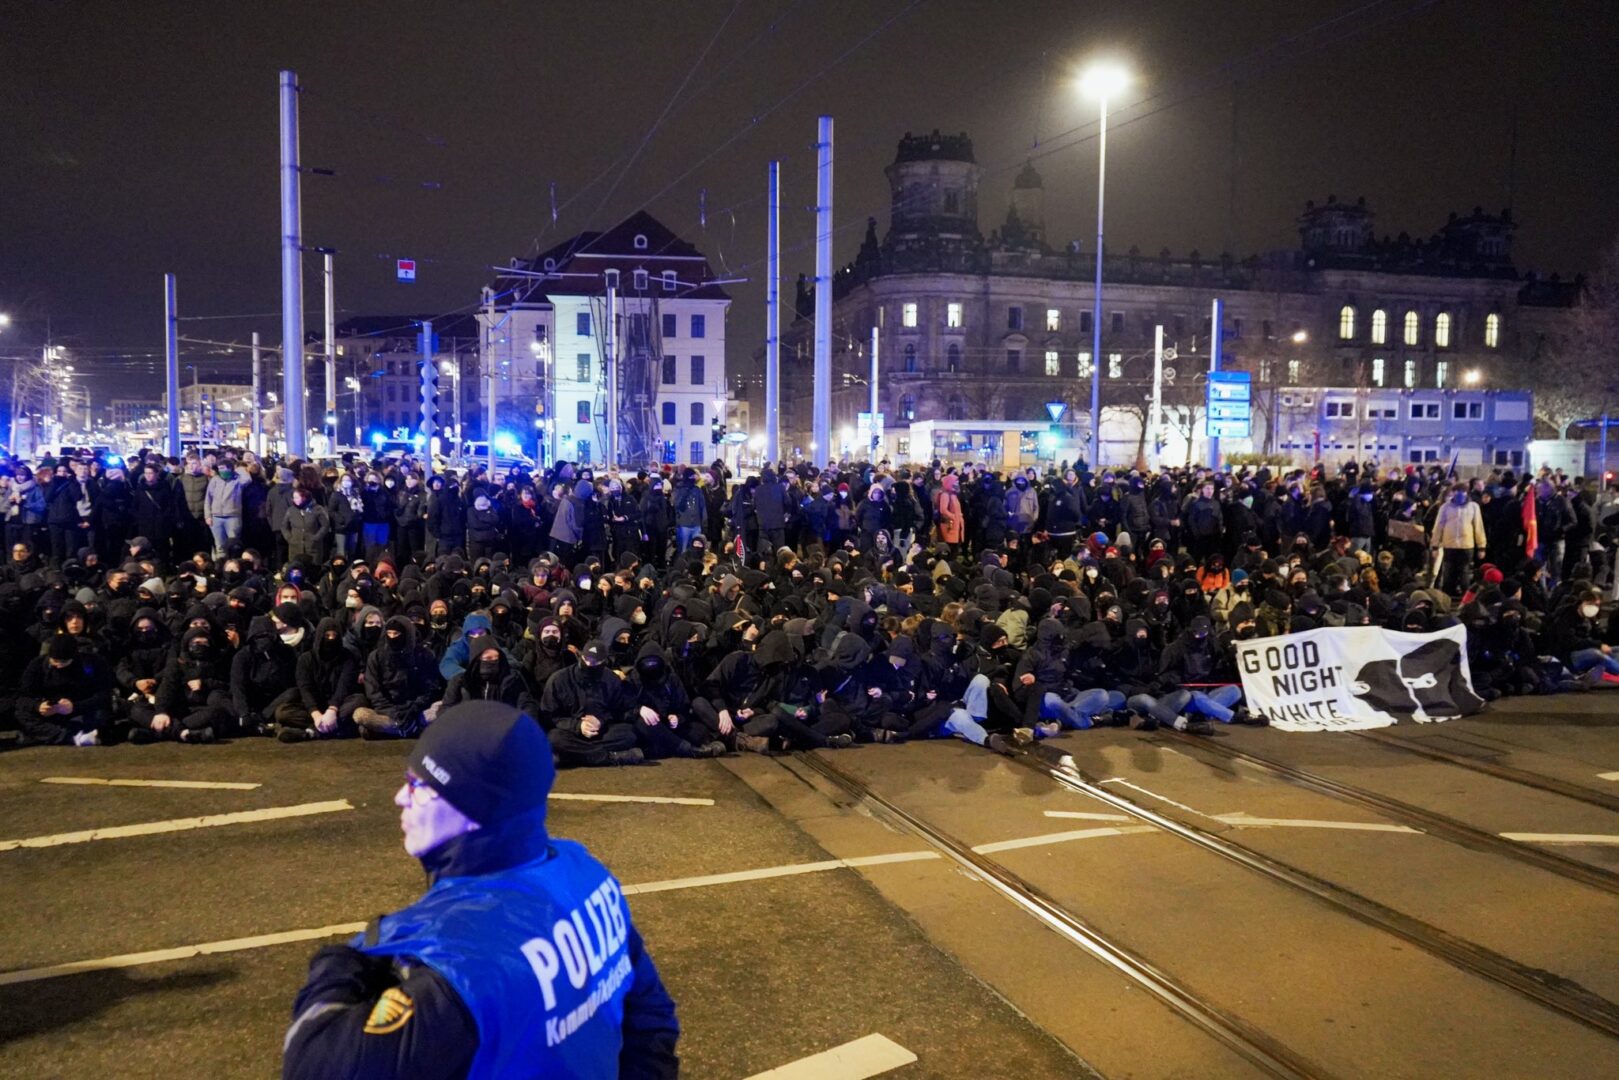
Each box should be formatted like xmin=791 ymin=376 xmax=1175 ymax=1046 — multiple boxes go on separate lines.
xmin=1291 ymin=329 xmax=1308 ymax=344
xmin=1463 ymin=369 xmax=1482 ymax=386
xmin=1079 ymin=59 xmax=1131 ymax=470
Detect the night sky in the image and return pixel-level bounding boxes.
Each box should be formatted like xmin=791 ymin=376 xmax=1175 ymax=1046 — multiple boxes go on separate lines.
xmin=2 ymin=0 xmax=1616 ymax=402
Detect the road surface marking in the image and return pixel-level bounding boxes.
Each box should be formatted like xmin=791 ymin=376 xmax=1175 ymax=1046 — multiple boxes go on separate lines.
xmin=1599 ymin=772 xmax=1619 ymax=782
xmin=1502 ymin=832 xmax=1619 ymax=846
xmin=0 ymin=923 xmax=368 ymax=986
xmin=1097 ymin=777 xmax=1226 ymax=820
xmin=548 ymin=792 xmax=714 ymax=806
xmin=972 ymin=825 xmax=1156 ymax=854
xmin=744 ymin=1033 xmax=917 ymax=1079
xmin=1043 ymin=810 xmax=1133 ymax=822
xmin=40 ymin=776 xmax=262 ymax=791
xmin=623 ymin=850 xmax=940 ymax=895
xmin=0 ymin=800 xmax=354 ymax=852
xmin=1214 ymin=812 xmax=1420 ymax=834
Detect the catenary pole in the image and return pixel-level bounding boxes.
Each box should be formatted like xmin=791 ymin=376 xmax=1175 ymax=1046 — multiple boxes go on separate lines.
xmin=869 ymin=324 xmax=879 ymax=457
xmin=1151 ymin=323 xmax=1164 ymax=471
xmin=812 ymin=116 xmax=833 ymax=465
xmin=1208 ymin=297 xmax=1224 ymax=469
xmin=251 ymin=331 xmax=262 ymax=455
xmin=164 ymin=274 xmax=180 ymax=457
xmin=323 ymin=252 xmax=336 ymax=448
xmin=482 ymin=288 xmax=496 ymax=475
xmin=605 ymin=274 xmax=618 ymax=469
xmin=278 ymin=70 xmax=307 ymax=458
xmin=419 ymin=320 xmax=436 ymax=451
xmin=1087 ymin=96 xmax=1109 ymax=471
xmin=765 ymin=160 xmax=780 ymax=464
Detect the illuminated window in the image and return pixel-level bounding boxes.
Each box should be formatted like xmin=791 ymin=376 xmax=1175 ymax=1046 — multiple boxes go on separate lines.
xmin=902 ymin=302 xmax=918 ymax=328
xmin=1045 ymin=350 xmax=1060 ymax=376
xmin=1077 ymin=352 xmax=1093 ymax=378
xmin=1484 ymin=312 xmax=1500 ymax=349
xmin=1338 ymin=305 xmax=1355 ymax=339
xmin=576 ymin=400 xmax=591 ymax=424
xmin=1371 ymin=357 xmax=1385 ymax=386
xmin=1259 ymin=358 xmax=1272 ymax=382
xmin=1287 ymin=360 xmax=1300 ymax=384
xmin=1371 ymin=309 xmax=1387 ymax=344
xmin=1435 ymin=360 xmax=1449 ymax=388
xmin=576 ymin=354 xmax=591 ymax=382
xmin=1403 ymin=311 xmax=1420 ymax=346
xmin=1108 ymin=353 xmax=1123 ymax=379
xmin=1403 ymin=360 xmax=1416 ymax=388
xmin=946 ymin=302 xmax=962 ymax=329
xmin=1435 ymin=312 xmax=1452 ymax=349
xmin=1046 ymin=308 xmax=1061 ymax=332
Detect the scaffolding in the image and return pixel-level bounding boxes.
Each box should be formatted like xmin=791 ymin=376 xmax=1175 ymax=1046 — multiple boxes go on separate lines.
xmin=588 ymin=293 xmax=665 ymax=467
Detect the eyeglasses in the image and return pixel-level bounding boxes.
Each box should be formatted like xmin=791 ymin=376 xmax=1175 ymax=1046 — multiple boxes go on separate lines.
xmin=403 ymin=774 xmax=439 ymax=801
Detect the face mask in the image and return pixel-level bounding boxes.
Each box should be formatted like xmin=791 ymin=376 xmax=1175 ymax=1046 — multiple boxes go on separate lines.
xmin=541 ymin=635 xmax=562 ymax=651
xmin=478 ymin=660 xmax=501 ymax=678
xmin=320 ymin=635 xmax=342 ymax=656
xmin=577 ymin=577 xmax=592 ymax=591
xmin=386 ymin=632 xmax=405 ymax=649
xmin=631 ymin=611 xmax=647 ymax=625
xmin=361 ymin=625 xmax=381 ymax=644
xmin=188 ymin=643 xmax=210 ymax=658
xmin=1235 ymin=624 xmax=1257 ymax=639
xmin=137 ymin=626 xmax=159 ymax=642
xmin=345 ymin=595 xmax=361 ymax=609
xmin=1581 ymin=603 xmax=1600 ymax=619
xmin=218 ymin=469 xmax=234 ymax=480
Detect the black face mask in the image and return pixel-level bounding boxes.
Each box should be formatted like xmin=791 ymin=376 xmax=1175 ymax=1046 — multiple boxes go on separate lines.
xmin=188 ymin=644 xmax=210 ymax=659
xmin=477 ymin=660 xmax=502 ymax=679
xmin=320 ymin=636 xmax=343 ymax=659
xmin=361 ymin=625 xmax=381 ymax=645
xmin=610 ymin=640 xmax=633 ymax=661
xmin=430 ymin=616 xmax=449 ymax=629
xmin=580 ymin=663 xmax=604 ymax=681
xmin=1235 ymin=625 xmax=1257 ymax=639
xmin=540 ymin=636 xmax=563 ymax=653
xmin=137 ymin=627 xmax=159 ymax=642
xmin=386 ymin=633 xmax=406 ymax=651
xmin=638 ymin=661 xmax=667 ymax=684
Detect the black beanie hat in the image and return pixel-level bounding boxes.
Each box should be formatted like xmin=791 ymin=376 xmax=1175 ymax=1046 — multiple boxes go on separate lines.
xmin=407 ymin=702 xmax=555 ymax=827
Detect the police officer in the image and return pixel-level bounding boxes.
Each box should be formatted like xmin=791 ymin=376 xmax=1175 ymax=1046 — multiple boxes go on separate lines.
xmin=283 ymin=701 xmax=680 ymax=1078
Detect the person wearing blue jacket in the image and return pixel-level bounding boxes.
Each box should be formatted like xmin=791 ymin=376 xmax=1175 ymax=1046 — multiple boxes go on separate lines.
xmin=283 ymin=701 xmax=679 ymax=1079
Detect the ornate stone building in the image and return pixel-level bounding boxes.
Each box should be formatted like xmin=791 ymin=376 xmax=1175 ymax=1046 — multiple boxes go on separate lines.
xmin=779 ymin=129 xmax=1576 ymax=465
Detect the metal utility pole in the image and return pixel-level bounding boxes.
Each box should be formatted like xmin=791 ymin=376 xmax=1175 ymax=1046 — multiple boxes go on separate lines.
xmin=481 ymin=287 xmax=496 ymax=475
xmin=605 ymin=271 xmax=619 ymax=469
xmin=1087 ymin=96 xmax=1111 ymax=469
xmin=164 ymin=273 xmax=180 ymax=457
xmin=765 ymin=160 xmax=780 ymax=464
xmin=812 ymin=116 xmax=833 ymax=464
xmin=419 ymin=320 xmax=436 ymax=450
xmin=279 ymin=70 xmax=307 ymax=457
xmin=1150 ymin=323 xmax=1164 ymax=471
xmin=251 ymin=332 xmax=263 ymax=455
xmin=1208 ymin=297 xmax=1224 ymax=469
xmin=869 ymin=324 xmax=880 ymax=457
xmin=323 ymin=251 xmax=336 ymax=448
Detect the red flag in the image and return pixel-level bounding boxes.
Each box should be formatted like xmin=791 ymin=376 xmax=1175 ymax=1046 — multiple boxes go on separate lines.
xmin=1522 ymin=489 xmax=1538 ymax=561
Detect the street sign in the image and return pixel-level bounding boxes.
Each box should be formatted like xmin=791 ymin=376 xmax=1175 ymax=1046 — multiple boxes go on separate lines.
xmin=1207 ymin=418 xmax=1251 ymax=439
xmin=396 ymin=259 xmax=417 ymax=282
xmin=1044 ymin=400 xmax=1068 ymax=423
xmin=1207 ymin=402 xmax=1250 ymax=421
xmin=1207 ymin=370 xmax=1251 ymax=402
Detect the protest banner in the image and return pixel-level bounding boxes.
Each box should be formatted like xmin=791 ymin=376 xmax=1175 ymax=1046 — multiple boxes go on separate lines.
xmin=1235 ymin=624 xmax=1484 ymax=732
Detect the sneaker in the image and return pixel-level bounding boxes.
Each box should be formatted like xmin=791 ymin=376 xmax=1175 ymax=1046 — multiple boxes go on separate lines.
xmin=126 ymin=726 xmax=158 ymax=745
xmin=870 ymin=728 xmax=903 ymax=744
xmin=179 ymin=726 xmax=215 ymax=744
xmin=1602 ymin=672 xmax=1619 ymax=688
xmin=825 ymin=733 xmax=855 ymax=749
xmin=1181 ymin=717 xmax=1214 ymax=736
xmin=1033 ymin=721 xmax=1063 ymax=739
xmin=1127 ymin=711 xmax=1159 ymax=732
xmin=735 ymin=733 xmax=772 ymax=753
xmin=277 ymin=725 xmax=315 ymax=744
xmin=693 ymin=740 xmax=728 ymax=758
xmin=1095 ymin=710 xmax=1129 ymax=728
xmin=605 ymin=748 xmax=646 ymax=766
xmin=72 ymin=729 xmax=101 ymax=747
xmin=985 ymin=733 xmax=1015 ymax=755
xmin=1012 ymin=727 xmax=1036 ymax=744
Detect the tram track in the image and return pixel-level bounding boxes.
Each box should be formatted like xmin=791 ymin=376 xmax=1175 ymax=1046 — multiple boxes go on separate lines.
xmin=1154 ymin=729 xmax=1619 ymax=897
xmin=990 ymin=740 xmax=1619 ymax=1043
xmin=786 ymin=749 xmax=1337 ymax=1080
xmin=1350 ymin=729 xmax=1619 ymax=814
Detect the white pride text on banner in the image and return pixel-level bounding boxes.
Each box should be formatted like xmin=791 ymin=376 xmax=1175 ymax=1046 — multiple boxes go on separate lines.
xmin=1236 ymin=624 xmax=1483 ymax=732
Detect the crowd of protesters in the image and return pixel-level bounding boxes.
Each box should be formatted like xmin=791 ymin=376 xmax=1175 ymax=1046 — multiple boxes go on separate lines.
xmin=3 ymin=444 xmax=1617 ymax=756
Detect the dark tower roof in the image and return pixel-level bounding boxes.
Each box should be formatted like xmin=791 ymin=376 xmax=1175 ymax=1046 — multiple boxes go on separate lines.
xmin=893 ymin=130 xmax=975 ymax=164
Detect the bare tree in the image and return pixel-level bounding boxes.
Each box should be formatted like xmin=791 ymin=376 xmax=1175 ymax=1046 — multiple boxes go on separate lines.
xmin=1530 ymin=236 xmax=1619 ymax=437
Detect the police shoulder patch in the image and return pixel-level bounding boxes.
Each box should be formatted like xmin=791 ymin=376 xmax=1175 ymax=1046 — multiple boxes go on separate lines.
xmin=363 ymin=987 xmax=415 ymax=1035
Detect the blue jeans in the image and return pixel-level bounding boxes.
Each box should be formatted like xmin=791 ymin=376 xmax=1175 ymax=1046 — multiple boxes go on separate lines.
xmin=677 ymin=525 xmax=701 ymax=552
xmin=1570 ymin=649 xmax=1619 ymax=676
xmin=938 ymin=709 xmax=988 ymax=746
xmin=1041 ymin=688 xmax=1126 ymax=729
xmin=961 ymin=674 xmax=990 ymax=718
xmin=1129 ymin=685 xmax=1242 ymax=725
xmin=208 ymin=516 xmax=240 ymax=556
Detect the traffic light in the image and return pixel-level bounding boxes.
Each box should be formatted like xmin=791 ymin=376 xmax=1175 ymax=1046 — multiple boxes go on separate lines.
xmin=710 ymin=419 xmax=722 ymax=445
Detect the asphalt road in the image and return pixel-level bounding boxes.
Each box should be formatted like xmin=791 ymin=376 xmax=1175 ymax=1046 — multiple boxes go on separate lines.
xmin=3 ymin=693 xmax=1619 ymax=1079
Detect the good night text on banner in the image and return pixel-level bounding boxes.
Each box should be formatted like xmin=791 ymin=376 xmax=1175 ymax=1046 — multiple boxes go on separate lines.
xmin=1235 ymin=625 xmax=1486 ymax=732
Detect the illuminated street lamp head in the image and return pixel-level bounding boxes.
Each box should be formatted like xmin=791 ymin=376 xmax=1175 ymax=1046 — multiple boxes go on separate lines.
xmin=1078 ymin=61 xmax=1131 ymax=102
xmin=0 ymin=313 xmax=11 ymax=327
xmin=1291 ymin=330 xmax=1309 ymax=344
xmin=1463 ymin=369 xmax=1482 ymax=386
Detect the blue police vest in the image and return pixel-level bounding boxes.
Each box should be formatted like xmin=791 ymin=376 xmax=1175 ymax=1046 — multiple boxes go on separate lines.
xmin=359 ymin=840 xmax=636 ymax=1079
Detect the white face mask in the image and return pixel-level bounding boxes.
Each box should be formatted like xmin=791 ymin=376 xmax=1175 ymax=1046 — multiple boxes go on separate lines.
xmin=631 ymin=611 xmax=647 ymax=625
xmin=1581 ymin=603 xmax=1600 ymax=619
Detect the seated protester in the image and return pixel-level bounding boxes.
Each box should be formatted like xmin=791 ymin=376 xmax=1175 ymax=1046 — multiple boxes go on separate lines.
xmin=539 ymin=641 xmax=645 ymax=767
xmin=1465 ymin=596 xmax=1544 ymax=699
xmin=115 ymin=607 xmax=173 ymax=723
xmin=549 ymin=590 xmax=589 ymax=651
xmin=1100 ymin=618 xmax=1164 ymax=731
xmin=1208 ymin=569 xmax=1251 ymax=627
xmin=1014 ymin=617 xmax=1124 ymax=735
xmin=438 ymin=611 xmax=497 ymax=682
xmin=1128 ymin=616 xmax=1250 ymax=735
xmin=1542 ymin=587 xmax=1619 ymax=683
xmin=818 ymin=629 xmax=910 ymax=744
xmin=487 ymin=591 xmax=524 ymax=649
xmin=231 ymin=615 xmax=301 ymax=736
xmin=142 ymin=626 xmax=234 ymax=743
xmin=903 ymin=621 xmax=980 ymax=742
xmin=16 ymin=635 xmax=112 ymax=746
xmin=270 ymin=600 xmax=310 ymax=653
xmin=628 ymin=641 xmax=725 ymax=759
xmin=937 ymin=624 xmax=1028 ymax=751
xmin=355 ymin=615 xmax=444 ymax=739
xmin=600 ymin=617 xmax=639 ymax=676
xmin=276 ymin=617 xmax=359 ymax=742
xmin=518 ymin=614 xmax=574 ymax=698
xmin=421 ymin=596 xmax=456 ymax=654
xmin=441 ymin=643 xmax=533 ymax=711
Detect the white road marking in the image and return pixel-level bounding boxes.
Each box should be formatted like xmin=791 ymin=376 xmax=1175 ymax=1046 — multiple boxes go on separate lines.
xmin=744 ymin=1033 xmax=918 ymax=1079
xmin=1598 ymin=772 xmax=1619 ymax=782
xmin=1502 ymin=832 xmax=1619 ymax=846
xmin=0 ymin=923 xmax=368 ymax=987
xmin=1213 ymin=812 xmax=1420 ymax=834
xmin=0 ymin=800 xmax=354 ymax=852
xmin=40 ymin=776 xmax=262 ymax=791
xmin=548 ymin=792 xmax=714 ymax=806
xmin=1042 ymin=810 xmax=1133 ymax=822
xmin=622 ymin=850 xmax=940 ymax=896
xmin=1097 ymin=777 xmax=1226 ymax=820
xmin=972 ymin=826 xmax=1156 ymax=854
